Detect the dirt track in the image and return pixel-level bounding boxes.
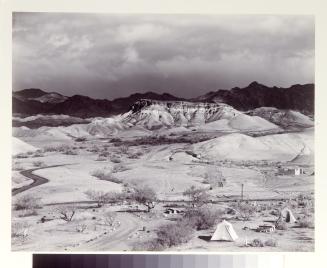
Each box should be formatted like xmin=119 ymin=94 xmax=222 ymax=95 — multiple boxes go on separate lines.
xmin=75 ymin=212 xmax=142 ymax=251
xmin=12 ymin=164 xmax=71 ymax=196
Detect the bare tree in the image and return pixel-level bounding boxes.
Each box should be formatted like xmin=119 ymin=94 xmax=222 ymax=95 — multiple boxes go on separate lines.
xmin=183 ymin=185 xmax=209 ymax=207
xmin=57 ymin=206 xmax=76 ymax=222
xmin=84 ymin=190 xmax=111 ymax=207
xmin=131 ymin=186 xmax=157 ymax=212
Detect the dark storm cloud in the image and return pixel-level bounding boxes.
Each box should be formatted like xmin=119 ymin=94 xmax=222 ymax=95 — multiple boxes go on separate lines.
xmin=12 ymin=13 xmax=314 ymax=99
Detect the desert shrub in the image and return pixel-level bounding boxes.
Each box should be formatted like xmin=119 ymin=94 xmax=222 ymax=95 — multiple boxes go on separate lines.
xmin=43 ymin=144 xmax=70 ymax=153
xmin=18 ymin=209 xmax=38 ymax=217
xmin=91 ymin=169 xmax=123 ymax=184
xmin=32 ymin=161 xmax=45 ymax=168
xmin=155 ymin=222 xmax=193 ymax=248
xmin=110 ymin=156 xmax=121 ymax=163
xmin=250 ymin=238 xmax=264 ymax=247
xmin=13 ymin=153 xmax=29 ymax=159
xmin=98 ymin=151 xmax=110 ymax=157
xmin=127 ymin=150 xmax=143 ymax=159
xmin=87 ymin=145 xmax=101 ymax=153
xmin=110 ymin=138 xmax=122 ymax=143
xmin=12 ymin=162 xmax=23 ymax=171
xmin=231 ymin=201 xmax=256 ymax=221
xmin=32 ymin=150 xmax=45 ymax=157
xmin=102 ymin=211 xmax=117 ymax=226
xmin=297 ymin=217 xmax=314 ymax=228
xmin=63 ymin=149 xmax=78 ymax=155
xmin=119 ymin=145 xmax=129 ymax=154
xmin=84 ymin=190 xmax=117 ymax=207
xmin=75 ymin=137 xmax=87 ymax=142
xmin=270 ymin=210 xmax=279 ymax=216
xmin=76 ymin=224 xmax=87 ymax=233
xmin=112 ymin=164 xmax=129 ymax=173
xmin=14 ymin=195 xmax=42 ymax=211
xmin=275 ymin=221 xmax=288 ymax=230
xmin=57 ymin=206 xmax=76 ymax=222
xmin=11 ymin=221 xmax=30 ymax=239
xmin=95 ymin=155 xmax=107 ymax=161
xmin=133 ymin=239 xmax=165 ymax=251
xmin=184 ymin=207 xmax=222 ymax=230
xmin=264 ymin=239 xmax=278 ymax=247
xmin=183 ymin=185 xmax=209 ymax=207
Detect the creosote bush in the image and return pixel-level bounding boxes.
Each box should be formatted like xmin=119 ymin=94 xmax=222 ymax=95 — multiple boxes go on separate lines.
xmin=14 ymin=195 xmax=42 ymax=211
xmin=297 ymin=217 xmax=314 ymax=228
xmin=155 ymin=222 xmax=193 ymax=248
xmin=275 ymin=221 xmax=288 ymax=230
xmin=91 ymin=169 xmax=123 ymax=184
xmin=184 ymin=207 xmax=222 ymax=230
xmin=12 ymin=221 xmax=30 ymax=239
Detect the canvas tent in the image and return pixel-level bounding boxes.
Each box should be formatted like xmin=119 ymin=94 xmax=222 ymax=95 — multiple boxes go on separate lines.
xmin=280 ymin=208 xmax=297 ymax=223
xmin=211 ymin=220 xmax=238 ymax=241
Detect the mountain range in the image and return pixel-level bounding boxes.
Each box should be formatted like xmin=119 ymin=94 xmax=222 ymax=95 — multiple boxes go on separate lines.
xmin=12 ymin=82 xmax=314 ymax=118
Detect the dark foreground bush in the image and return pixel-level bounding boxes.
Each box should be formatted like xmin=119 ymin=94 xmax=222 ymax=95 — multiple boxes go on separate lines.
xmin=275 ymin=221 xmax=288 ymax=230
xmin=184 ymin=207 xmax=222 ymax=230
xmin=297 ymin=217 xmax=314 ymax=228
xmin=156 ymin=222 xmax=193 ymax=248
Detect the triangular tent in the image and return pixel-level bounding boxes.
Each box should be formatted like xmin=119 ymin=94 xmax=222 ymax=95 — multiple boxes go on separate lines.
xmin=280 ymin=208 xmax=296 ymax=223
xmin=211 ymin=220 xmax=238 ymax=241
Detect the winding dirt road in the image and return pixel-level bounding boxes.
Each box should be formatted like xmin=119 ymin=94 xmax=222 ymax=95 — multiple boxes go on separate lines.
xmin=12 ymin=164 xmax=71 ymax=196
xmin=76 ymin=212 xmax=142 ymax=251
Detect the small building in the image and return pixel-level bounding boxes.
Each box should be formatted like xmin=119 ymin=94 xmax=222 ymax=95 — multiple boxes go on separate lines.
xmin=164 ymin=208 xmax=182 ymax=215
xmin=277 ymin=167 xmax=305 ymax=176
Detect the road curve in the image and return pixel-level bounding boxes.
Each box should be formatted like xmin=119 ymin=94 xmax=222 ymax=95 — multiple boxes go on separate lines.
xmin=76 ymin=212 xmax=142 ymax=251
xmin=12 ymin=164 xmax=71 ymax=196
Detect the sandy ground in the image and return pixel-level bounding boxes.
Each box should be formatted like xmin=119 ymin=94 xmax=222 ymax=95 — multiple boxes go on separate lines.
xmin=11 ymin=134 xmax=314 ymax=251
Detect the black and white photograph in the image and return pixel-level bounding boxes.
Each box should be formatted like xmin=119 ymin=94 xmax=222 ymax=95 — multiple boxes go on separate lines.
xmin=11 ymin=13 xmax=314 ymax=252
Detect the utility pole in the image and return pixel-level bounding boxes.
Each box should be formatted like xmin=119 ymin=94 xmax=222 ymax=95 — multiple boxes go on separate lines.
xmin=241 ymin=183 xmax=244 ymax=200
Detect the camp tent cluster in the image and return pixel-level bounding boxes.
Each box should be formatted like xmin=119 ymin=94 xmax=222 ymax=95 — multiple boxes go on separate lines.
xmin=210 ymin=207 xmax=297 ymax=242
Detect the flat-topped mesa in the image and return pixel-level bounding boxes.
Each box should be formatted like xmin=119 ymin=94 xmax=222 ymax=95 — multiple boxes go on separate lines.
xmin=124 ymin=98 xmax=244 ymax=129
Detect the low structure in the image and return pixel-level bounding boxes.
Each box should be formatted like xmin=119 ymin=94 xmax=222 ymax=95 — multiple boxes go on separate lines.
xmin=277 ymin=167 xmax=305 ymax=176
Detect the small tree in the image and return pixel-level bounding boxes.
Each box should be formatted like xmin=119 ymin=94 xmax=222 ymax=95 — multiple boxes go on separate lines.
xmin=232 ymin=201 xmax=256 ymax=221
xmin=132 ymin=186 xmax=157 ymax=212
xmin=183 ymin=185 xmax=209 ymax=207
xmin=84 ymin=190 xmax=114 ymax=208
xmin=57 ymin=206 xmax=76 ymax=222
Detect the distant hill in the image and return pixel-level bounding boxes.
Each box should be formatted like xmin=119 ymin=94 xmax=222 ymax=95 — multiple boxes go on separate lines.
xmin=193 ymin=82 xmax=314 ymax=115
xmin=12 ymin=82 xmax=314 ymax=117
xmin=13 ymin=90 xmax=183 ymax=118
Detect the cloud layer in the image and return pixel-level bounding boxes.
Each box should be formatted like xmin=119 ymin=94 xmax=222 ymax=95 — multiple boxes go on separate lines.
xmin=13 ymin=13 xmax=314 ymax=99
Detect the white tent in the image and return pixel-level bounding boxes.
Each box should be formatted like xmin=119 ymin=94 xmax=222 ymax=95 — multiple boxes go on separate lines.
xmin=211 ymin=220 xmax=238 ymax=241
xmin=280 ymin=208 xmax=297 ymax=223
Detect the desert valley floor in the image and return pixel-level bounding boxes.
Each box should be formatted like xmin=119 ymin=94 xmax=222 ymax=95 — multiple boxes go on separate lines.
xmin=11 ymin=99 xmax=314 ymax=252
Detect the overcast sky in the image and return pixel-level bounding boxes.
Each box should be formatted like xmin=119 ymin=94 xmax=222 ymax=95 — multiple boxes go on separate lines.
xmin=12 ymin=13 xmax=314 ymax=99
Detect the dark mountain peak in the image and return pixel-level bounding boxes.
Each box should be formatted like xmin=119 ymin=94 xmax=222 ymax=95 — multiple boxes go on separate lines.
xmin=246 ymin=81 xmax=267 ymax=89
xmin=14 ymin=88 xmax=47 ymax=98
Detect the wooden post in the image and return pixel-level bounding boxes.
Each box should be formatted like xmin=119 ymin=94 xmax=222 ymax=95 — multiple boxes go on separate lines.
xmin=241 ymin=183 xmax=244 ymax=200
